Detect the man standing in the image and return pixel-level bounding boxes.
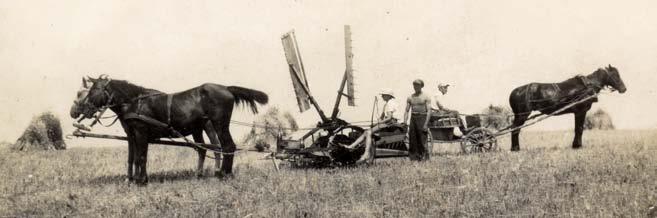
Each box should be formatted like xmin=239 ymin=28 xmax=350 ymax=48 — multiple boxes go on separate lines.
xmin=403 ymin=79 xmax=432 ymax=161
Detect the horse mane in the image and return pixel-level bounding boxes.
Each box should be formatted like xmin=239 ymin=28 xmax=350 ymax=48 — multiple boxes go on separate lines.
xmin=562 ymin=67 xmax=605 ymax=84
xmin=109 ymin=79 xmax=164 ymax=97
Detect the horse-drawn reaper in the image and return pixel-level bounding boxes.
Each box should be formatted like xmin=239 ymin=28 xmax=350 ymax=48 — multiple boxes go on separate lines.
xmin=70 ymin=25 xmax=627 ymax=176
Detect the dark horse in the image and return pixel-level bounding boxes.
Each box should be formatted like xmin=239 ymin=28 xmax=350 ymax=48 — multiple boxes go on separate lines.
xmin=508 ymin=65 xmax=626 ymax=151
xmin=70 ymin=76 xmax=268 ymax=185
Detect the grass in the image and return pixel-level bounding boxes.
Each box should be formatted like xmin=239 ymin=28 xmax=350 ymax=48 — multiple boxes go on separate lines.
xmin=1 ymin=130 xmax=655 ymax=217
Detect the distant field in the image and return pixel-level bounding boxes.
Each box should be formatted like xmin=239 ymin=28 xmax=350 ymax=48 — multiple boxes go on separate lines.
xmin=1 ymin=130 xmax=655 ymax=217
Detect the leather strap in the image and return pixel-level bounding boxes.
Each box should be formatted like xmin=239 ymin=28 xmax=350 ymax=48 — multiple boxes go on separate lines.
xmin=167 ymin=94 xmax=173 ymax=125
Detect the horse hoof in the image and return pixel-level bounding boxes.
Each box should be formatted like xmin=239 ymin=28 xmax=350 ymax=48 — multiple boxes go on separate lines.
xmin=215 ymin=171 xmax=234 ymax=180
xmin=572 ymin=145 xmax=583 ymax=149
xmin=510 ymin=147 xmax=520 ymax=152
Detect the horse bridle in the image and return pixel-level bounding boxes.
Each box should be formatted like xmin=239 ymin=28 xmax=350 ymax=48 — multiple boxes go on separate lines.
xmin=74 ymin=77 xmax=116 ymax=127
xmin=601 ymin=67 xmax=621 ymax=92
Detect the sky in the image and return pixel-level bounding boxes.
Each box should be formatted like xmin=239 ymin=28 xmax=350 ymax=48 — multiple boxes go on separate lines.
xmin=1 ymin=0 xmax=656 ymax=143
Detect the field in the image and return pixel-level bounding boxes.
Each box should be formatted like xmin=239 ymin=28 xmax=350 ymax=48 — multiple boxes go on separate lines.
xmin=1 ymin=130 xmax=656 ymax=217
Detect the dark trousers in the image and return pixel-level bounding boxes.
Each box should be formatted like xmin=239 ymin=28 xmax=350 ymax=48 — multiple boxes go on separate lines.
xmin=408 ymin=114 xmax=430 ymax=161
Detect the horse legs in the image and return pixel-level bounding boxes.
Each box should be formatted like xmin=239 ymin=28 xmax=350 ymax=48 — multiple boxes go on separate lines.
xmin=572 ymin=111 xmax=586 ymax=149
xmin=202 ymin=121 xmax=223 ymax=177
xmin=511 ymin=113 xmax=528 ymax=151
xmin=126 ymin=132 xmax=136 ymax=182
xmin=192 ymin=131 xmax=206 ymax=178
xmin=121 ymin=122 xmax=135 ymax=182
xmin=133 ymin=130 xmax=150 ymax=185
xmin=214 ymin=121 xmax=236 ymax=178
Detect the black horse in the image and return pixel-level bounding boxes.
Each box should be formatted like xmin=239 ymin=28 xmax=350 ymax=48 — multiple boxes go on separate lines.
xmin=70 ymin=76 xmax=268 ymax=185
xmin=508 ymin=65 xmax=626 ymax=151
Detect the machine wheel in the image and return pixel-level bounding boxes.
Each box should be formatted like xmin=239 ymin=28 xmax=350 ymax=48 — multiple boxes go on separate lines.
xmin=460 ymin=127 xmax=497 ymax=154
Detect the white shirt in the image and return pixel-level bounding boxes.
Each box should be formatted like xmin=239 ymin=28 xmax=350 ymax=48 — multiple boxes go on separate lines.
xmin=432 ymin=93 xmax=447 ymax=111
xmin=381 ymin=98 xmax=398 ymax=120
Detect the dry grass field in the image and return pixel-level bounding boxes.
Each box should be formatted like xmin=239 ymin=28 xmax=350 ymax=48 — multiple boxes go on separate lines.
xmin=1 ymin=130 xmax=656 ymax=217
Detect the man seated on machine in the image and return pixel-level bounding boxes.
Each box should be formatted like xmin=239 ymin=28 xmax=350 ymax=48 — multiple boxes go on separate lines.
xmin=432 ymin=83 xmax=466 ymax=137
xmin=333 ymin=89 xmax=399 ymax=164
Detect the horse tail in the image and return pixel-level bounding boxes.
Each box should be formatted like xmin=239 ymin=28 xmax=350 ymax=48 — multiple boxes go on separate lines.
xmin=227 ymin=86 xmax=269 ymax=114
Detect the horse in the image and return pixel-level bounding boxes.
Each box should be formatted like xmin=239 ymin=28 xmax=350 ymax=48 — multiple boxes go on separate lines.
xmin=70 ymin=75 xmax=268 ymax=185
xmin=508 ymin=64 xmax=626 ymax=151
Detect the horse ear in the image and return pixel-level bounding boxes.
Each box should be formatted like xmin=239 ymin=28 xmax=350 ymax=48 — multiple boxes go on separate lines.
xmin=82 ymin=77 xmax=89 ymax=88
xmin=86 ymin=76 xmax=97 ymax=83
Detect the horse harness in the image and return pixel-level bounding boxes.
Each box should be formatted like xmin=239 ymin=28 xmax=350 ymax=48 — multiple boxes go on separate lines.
xmin=122 ymin=93 xmax=177 ymax=130
xmin=523 ymin=74 xmax=601 ymax=108
xmin=83 ymin=79 xmax=226 ymax=157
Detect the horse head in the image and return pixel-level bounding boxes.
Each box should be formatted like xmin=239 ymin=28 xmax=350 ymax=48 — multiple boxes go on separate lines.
xmin=603 ymin=65 xmax=627 ymax=93
xmin=69 ymin=75 xmax=112 ymax=120
xmin=85 ymin=75 xmax=113 ymax=108
xmin=70 ymin=77 xmax=95 ymax=119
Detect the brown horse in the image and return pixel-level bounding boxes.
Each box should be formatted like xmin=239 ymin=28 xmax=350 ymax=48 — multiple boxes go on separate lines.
xmin=70 ymin=76 xmax=268 ymax=185
xmin=508 ymin=65 xmax=626 ymax=151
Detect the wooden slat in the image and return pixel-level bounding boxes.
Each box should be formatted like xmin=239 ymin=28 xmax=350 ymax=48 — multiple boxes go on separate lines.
xmin=344 ymin=25 xmax=355 ymax=106
xmin=281 ymin=31 xmax=312 ymax=112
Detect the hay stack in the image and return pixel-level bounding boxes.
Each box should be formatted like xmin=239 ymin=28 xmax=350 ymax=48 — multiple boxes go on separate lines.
xmin=481 ymin=105 xmax=513 ymax=130
xmin=12 ymin=112 xmax=66 ymax=151
xmin=584 ymin=109 xmax=615 ymax=130
xmin=242 ymin=107 xmax=298 ymax=152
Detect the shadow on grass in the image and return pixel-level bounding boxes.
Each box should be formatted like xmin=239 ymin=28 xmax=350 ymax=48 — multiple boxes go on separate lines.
xmin=86 ymin=168 xmax=219 ymax=185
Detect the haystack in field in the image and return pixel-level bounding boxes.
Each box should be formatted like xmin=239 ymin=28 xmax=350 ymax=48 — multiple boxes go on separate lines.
xmin=242 ymin=107 xmax=298 ymax=152
xmin=481 ymin=104 xmax=513 ymax=130
xmin=584 ymin=109 xmax=615 ymax=130
xmin=12 ymin=112 xmax=66 ymax=151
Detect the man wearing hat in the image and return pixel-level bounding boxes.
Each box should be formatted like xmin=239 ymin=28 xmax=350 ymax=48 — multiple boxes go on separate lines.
xmin=434 ymin=83 xmax=466 ymax=137
xmin=379 ymin=89 xmax=398 ymax=123
xmin=332 ymin=89 xmax=399 ymax=164
xmin=403 ymin=79 xmax=432 ymax=161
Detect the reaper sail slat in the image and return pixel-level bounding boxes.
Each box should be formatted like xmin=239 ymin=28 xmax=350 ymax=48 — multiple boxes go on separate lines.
xmin=281 ymin=31 xmax=312 ymax=112
xmin=344 ymin=25 xmax=355 ymax=106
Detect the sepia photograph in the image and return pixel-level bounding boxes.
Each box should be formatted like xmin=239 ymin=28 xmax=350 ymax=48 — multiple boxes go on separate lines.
xmin=1 ymin=0 xmax=656 ymax=217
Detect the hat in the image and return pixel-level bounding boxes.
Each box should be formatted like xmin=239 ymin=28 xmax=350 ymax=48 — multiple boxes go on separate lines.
xmin=437 ymin=83 xmax=450 ymax=88
xmin=412 ymin=79 xmax=424 ymax=87
xmin=379 ymin=89 xmax=395 ymax=98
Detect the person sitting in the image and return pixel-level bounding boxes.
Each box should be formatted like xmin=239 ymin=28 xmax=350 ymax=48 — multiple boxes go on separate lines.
xmin=379 ymin=89 xmax=398 ymax=124
xmin=332 ymin=89 xmax=400 ymax=164
xmin=432 ymin=83 xmax=466 ymax=136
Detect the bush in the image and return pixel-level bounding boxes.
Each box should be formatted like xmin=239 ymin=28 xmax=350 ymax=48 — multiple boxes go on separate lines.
xmin=12 ymin=111 xmax=66 ymax=151
xmin=584 ymin=109 xmax=615 ymax=130
xmin=481 ymin=105 xmax=513 ymax=130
